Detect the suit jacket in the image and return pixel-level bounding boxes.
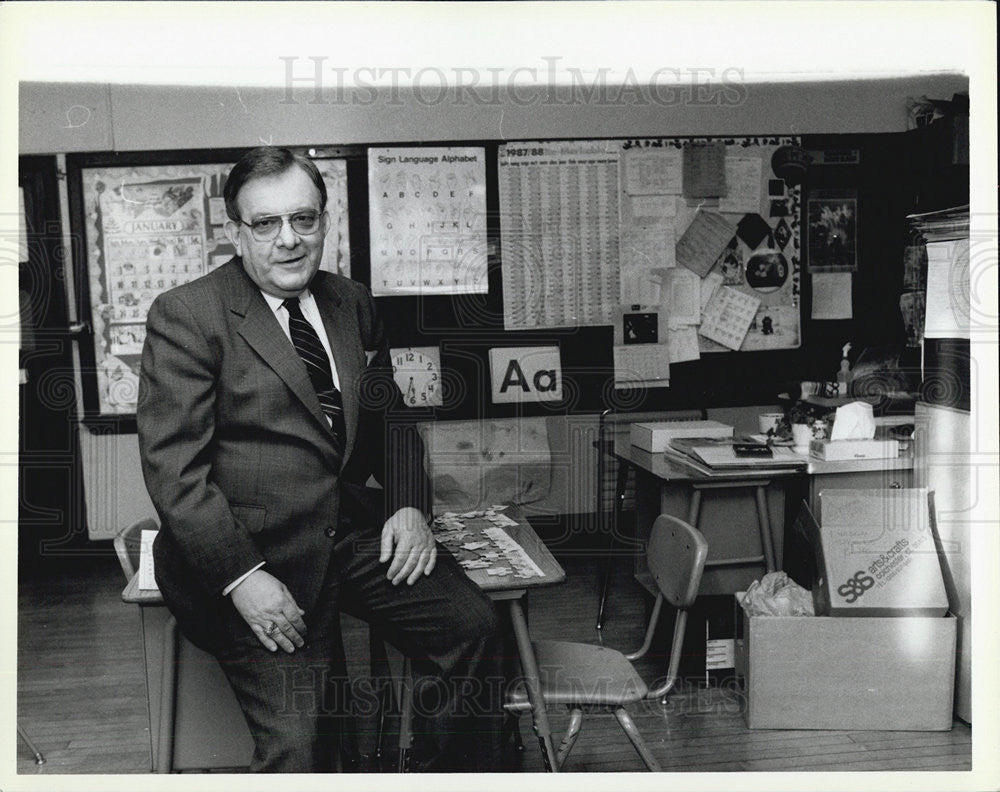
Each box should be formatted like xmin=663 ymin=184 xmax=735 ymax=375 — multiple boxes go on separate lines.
xmin=137 ymin=259 xmax=430 ymax=648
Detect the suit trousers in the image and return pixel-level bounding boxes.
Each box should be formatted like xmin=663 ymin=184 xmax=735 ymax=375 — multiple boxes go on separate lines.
xmin=213 ymin=521 xmax=505 ymax=772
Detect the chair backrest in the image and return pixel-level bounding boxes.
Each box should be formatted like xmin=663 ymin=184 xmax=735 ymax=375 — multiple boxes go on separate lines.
xmin=113 ymin=517 xmax=159 ymax=582
xmin=646 ymin=514 xmax=708 ymax=609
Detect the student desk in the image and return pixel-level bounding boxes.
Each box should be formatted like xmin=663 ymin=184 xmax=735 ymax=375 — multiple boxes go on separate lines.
xmin=122 ymin=513 xmax=566 ymax=773
xmin=613 ymin=437 xmax=914 ymax=595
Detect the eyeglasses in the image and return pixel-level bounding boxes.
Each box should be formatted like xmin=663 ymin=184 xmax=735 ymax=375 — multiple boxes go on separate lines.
xmin=239 ymin=211 xmax=322 ymax=242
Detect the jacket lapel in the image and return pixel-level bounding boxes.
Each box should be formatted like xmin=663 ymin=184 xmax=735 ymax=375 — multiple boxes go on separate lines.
xmin=223 ymin=261 xmax=331 ymax=437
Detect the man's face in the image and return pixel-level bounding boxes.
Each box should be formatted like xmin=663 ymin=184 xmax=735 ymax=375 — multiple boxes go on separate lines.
xmin=225 ymin=166 xmax=330 ymax=298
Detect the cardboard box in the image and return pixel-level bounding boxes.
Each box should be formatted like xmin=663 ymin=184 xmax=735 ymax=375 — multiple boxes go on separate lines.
xmin=809 ymin=438 xmax=899 ymax=461
xmin=809 ymin=489 xmax=949 ymax=617
xmin=736 ymin=600 xmax=956 ymax=730
xmin=630 ymin=420 xmax=732 ymax=453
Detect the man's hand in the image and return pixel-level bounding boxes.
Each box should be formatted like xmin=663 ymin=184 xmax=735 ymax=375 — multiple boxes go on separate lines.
xmin=230 ymin=569 xmax=307 ymax=653
xmin=380 ymin=506 xmax=437 ymax=586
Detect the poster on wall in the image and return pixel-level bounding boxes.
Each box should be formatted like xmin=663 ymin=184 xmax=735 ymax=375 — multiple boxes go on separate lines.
xmin=498 ymin=140 xmax=621 ymax=330
xmin=81 ymin=158 xmax=349 ymax=415
xmin=806 ymin=189 xmax=858 ymax=272
xmin=368 ymin=147 xmax=488 ymax=296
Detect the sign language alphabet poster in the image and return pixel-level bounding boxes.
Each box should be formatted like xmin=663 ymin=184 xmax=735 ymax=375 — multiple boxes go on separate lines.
xmin=368 ymin=147 xmax=488 ymax=296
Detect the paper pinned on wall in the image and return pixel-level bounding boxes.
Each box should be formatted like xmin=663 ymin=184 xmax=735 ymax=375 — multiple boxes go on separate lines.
xmin=676 ymin=210 xmax=736 ymax=277
xmin=667 ymin=326 xmax=701 ymax=364
xmin=620 ymin=225 xmax=676 ymax=303
xmin=719 ymin=157 xmax=763 ymax=214
xmin=623 ymin=147 xmax=683 ymax=195
xmin=613 ymin=344 xmax=671 ymax=387
xmin=665 ymin=266 xmax=701 ymax=327
xmin=699 ymin=286 xmax=761 ymax=350
xmin=682 ymin=141 xmax=727 ymax=198
xmin=811 ymin=272 xmax=853 ymax=319
xmin=700 ymin=271 xmax=724 ymax=313
xmin=630 ymin=195 xmax=678 ymax=220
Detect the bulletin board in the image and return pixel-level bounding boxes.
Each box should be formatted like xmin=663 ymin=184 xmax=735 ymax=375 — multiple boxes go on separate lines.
xmin=75 ymin=156 xmax=349 ymax=416
xmin=623 ymin=137 xmax=802 ymax=356
xmin=66 ymin=136 xmax=814 ymax=429
xmin=497 ymin=136 xmax=801 ymax=389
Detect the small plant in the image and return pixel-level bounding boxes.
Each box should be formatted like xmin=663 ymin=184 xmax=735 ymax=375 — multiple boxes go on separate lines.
xmin=768 ymin=401 xmax=834 ymax=441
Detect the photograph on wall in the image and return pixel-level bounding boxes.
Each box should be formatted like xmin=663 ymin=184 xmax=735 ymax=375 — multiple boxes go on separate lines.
xmin=806 ymin=189 xmax=859 ymax=272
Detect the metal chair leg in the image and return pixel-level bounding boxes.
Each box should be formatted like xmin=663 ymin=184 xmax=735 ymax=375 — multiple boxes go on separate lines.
xmin=613 ymin=707 xmax=662 ymax=772
xmin=369 ymin=630 xmax=396 ymax=764
xmin=156 ymin=616 xmax=179 ymax=773
xmin=555 ymin=708 xmax=584 ymax=769
xmin=397 ymin=656 xmax=414 ymax=773
xmin=596 ymin=459 xmax=631 ymax=633
xmin=502 ymin=711 xmax=525 ymax=753
xmin=17 ymin=724 xmax=46 ymax=765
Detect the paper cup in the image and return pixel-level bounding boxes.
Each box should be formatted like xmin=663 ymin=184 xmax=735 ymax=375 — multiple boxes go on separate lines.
xmin=758 ymin=412 xmax=784 ymax=435
xmin=791 ymin=423 xmax=812 ymax=453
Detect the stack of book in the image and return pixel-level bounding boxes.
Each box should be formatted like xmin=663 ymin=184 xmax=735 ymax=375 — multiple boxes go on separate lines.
xmin=906 ymin=204 xmax=969 ymax=243
xmin=666 ymin=436 xmax=807 ymax=475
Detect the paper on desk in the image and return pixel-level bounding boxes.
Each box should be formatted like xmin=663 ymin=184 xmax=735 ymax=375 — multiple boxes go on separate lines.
xmin=830 ymin=401 xmax=876 ymax=441
xmin=139 ymin=529 xmax=159 ymax=590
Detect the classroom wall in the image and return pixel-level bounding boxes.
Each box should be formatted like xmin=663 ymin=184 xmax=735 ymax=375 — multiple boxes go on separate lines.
xmin=18 ymin=74 xmax=970 ymax=539
xmin=20 ymin=74 xmax=970 ymax=155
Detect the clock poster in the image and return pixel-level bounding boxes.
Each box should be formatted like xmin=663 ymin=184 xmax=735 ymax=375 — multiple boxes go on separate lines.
xmin=390 ymin=346 xmax=443 ymax=407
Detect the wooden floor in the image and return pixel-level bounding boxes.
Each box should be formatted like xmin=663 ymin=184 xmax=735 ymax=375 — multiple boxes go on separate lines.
xmin=16 ymin=549 xmax=972 ymax=775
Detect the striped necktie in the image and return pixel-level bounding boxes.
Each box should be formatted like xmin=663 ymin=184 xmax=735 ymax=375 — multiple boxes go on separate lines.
xmin=282 ymin=297 xmax=346 ymax=449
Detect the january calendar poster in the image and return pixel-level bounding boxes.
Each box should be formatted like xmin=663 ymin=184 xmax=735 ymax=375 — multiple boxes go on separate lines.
xmin=368 ymin=147 xmax=488 ymax=296
xmin=86 ymin=169 xmax=218 ymax=414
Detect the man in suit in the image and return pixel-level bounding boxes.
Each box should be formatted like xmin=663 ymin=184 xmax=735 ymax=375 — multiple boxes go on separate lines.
xmin=137 ymin=147 xmax=503 ymax=772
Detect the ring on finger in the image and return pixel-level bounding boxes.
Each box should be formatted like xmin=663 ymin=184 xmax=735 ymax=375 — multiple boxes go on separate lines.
xmin=263 ymin=621 xmax=278 ymax=637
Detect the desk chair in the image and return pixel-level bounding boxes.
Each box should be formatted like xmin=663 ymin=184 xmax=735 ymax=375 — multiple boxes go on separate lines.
xmin=115 ymin=519 xmax=255 ymax=773
xmin=506 ymin=514 xmax=708 ymax=771
xmin=118 ymin=520 xmax=381 ymax=772
xmin=595 ymin=408 xmax=705 ymax=632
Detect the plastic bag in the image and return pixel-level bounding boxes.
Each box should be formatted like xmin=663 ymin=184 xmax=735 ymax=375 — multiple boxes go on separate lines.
xmin=740 ymin=571 xmax=815 ymax=616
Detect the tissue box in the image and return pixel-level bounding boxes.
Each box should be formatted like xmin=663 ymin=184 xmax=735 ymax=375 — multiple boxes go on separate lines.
xmin=809 ymin=438 xmax=899 ymax=460
xmin=630 ymin=420 xmax=732 ymax=452
xmin=808 ymin=489 xmax=950 ymax=617
xmin=736 ymin=597 xmax=956 ymax=730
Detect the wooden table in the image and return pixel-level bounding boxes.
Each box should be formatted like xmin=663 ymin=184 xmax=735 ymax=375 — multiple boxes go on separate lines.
xmin=123 ymin=512 xmax=566 ymax=773
xmin=436 ymin=511 xmax=566 ymax=772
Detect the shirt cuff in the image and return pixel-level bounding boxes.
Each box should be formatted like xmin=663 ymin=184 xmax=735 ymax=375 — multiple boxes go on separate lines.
xmin=222 ymin=561 xmax=266 ymax=596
